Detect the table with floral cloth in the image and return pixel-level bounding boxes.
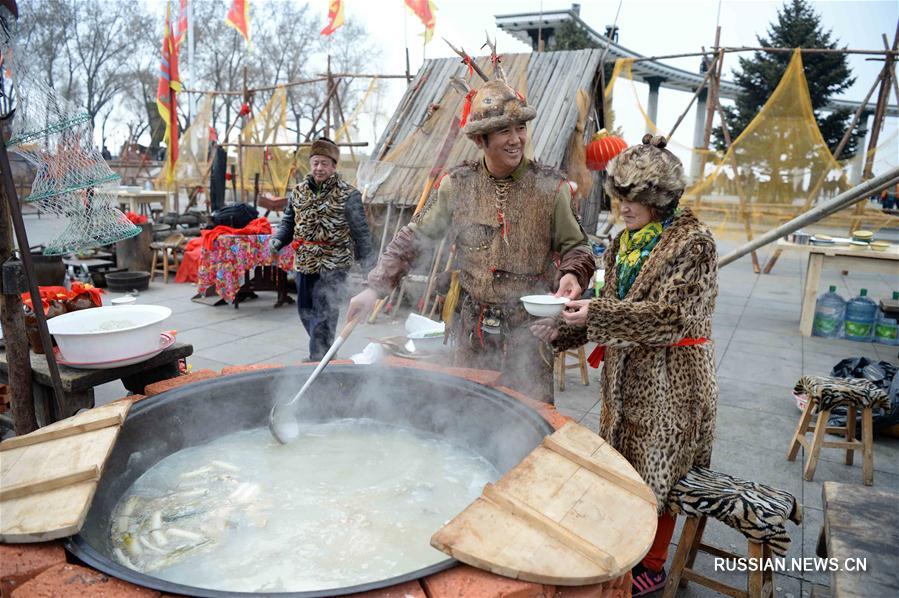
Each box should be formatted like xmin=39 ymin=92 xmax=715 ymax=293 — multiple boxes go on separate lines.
xmin=196 ymin=234 xmax=295 ymax=304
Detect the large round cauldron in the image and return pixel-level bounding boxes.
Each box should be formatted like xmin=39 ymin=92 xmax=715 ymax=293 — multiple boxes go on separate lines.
xmin=67 ymin=364 xmax=554 ymax=597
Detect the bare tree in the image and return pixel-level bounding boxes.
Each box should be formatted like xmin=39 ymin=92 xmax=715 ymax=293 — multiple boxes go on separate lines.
xmin=18 ymin=0 xmax=380 ymax=149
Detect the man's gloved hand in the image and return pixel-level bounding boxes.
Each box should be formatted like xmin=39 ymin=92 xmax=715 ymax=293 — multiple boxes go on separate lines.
xmin=268 ymin=238 xmax=283 ymax=254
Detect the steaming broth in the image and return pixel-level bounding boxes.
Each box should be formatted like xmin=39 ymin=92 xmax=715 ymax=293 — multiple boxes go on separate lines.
xmin=110 ymin=419 xmax=498 ymax=593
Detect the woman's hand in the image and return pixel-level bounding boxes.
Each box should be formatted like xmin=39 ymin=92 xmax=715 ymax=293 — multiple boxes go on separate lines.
xmin=561 ymin=299 xmax=591 ymax=327
xmin=529 ymin=317 xmax=560 ymax=342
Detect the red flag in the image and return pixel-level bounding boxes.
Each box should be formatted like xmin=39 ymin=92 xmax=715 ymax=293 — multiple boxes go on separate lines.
xmin=156 ymin=1 xmax=182 ymax=185
xmin=320 ymin=0 xmax=344 ymax=36
xmin=404 ymin=0 xmax=436 ymax=43
xmin=226 ymin=0 xmax=251 ymax=47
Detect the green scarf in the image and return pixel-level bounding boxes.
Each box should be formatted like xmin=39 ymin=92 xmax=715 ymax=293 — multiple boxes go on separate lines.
xmin=615 ymin=221 xmax=664 ymax=299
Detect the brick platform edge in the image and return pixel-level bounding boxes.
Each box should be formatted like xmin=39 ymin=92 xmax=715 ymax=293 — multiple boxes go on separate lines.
xmin=2 ymin=359 xmax=631 ymax=598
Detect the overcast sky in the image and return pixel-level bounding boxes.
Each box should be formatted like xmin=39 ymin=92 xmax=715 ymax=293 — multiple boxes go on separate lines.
xmin=145 ymin=0 xmax=898 ymax=172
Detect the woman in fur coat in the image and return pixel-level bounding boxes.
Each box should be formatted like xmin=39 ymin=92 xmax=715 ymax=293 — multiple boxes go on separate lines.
xmin=532 ymin=134 xmax=719 ymax=596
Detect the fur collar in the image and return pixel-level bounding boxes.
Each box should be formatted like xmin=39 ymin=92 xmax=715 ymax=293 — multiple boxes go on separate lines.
xmin=607 ymin=208 xmax=711 ymax=301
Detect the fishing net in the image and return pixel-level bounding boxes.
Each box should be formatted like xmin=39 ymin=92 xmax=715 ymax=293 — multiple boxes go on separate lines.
xmin=604 ymin=51 xmax=899 ymax=239
xmin=239 ymin=87 xmax=295 ymax=197
xmin=2 ymin=20 xmax=139 ymax=255
xmin=155 ymin=94 xmax=213 ymax=190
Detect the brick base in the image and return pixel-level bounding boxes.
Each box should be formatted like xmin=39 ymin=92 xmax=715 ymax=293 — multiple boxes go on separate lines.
xmin=0 ymin=543 xmax=66 ymax=598
xmin=11 ymin=563 xmax=160 ymax=598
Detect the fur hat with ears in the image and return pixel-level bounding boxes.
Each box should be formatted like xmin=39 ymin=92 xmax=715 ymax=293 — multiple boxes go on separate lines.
xmin=310 ymin=137 xmax=340 ymax=164
xmin=604 ymin=134 xmax=685 ymax=211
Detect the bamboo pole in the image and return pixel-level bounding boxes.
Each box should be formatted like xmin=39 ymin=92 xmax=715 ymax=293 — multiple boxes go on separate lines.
xmin=719 ymin=166 xmax=899 ymax=267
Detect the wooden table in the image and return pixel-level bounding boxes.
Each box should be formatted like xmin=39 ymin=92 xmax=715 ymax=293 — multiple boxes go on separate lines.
xmin=819 ymin=482 xmax=899 ymax=597
xmin=117 ymin=190 xmax=172 ymax=216
xmin=0 ymin=342 xmax=193 ymax=424
xmin=774 ymin=239 xmax=899 ymax=336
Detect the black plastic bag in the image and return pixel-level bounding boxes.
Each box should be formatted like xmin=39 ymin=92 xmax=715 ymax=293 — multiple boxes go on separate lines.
xmin=828 ymin=357 xmax=899 ymax=437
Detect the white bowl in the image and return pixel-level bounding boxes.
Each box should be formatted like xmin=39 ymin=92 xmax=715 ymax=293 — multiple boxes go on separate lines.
xmin=520 ymin=295 xmax=570 ymax=317
xmin=47 ymin=305 xmax=172 ymax=364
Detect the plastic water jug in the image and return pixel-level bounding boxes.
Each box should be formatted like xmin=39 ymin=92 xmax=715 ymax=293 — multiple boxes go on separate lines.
xmin=844 ymin=289 xmax=878 ymax=342
xmin=812 ymin=286 xmax=845 ymax=338
xmin=874 ymin=313 xmax=899 ymax=345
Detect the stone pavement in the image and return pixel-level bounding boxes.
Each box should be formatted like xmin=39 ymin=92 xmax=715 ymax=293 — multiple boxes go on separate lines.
xmin=23 ymin=212 xmax=899 ymax=597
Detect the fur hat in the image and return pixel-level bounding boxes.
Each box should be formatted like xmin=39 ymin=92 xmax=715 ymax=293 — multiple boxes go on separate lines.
xmin=310 ymin=137 xmax=340 ymax=164
xmin=462 ymin=80 xmax=536 ymax=139
xmin=604 ymin=134 xmax=685 ymax=211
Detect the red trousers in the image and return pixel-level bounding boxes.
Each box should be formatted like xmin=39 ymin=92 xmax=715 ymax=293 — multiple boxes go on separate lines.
xmin=642 ymin=513 xmax=677 ymax=572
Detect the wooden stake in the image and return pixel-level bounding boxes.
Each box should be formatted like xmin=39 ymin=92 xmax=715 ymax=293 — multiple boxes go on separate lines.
xmin=238 ymin=66 xmax=248 ymax=203
xmin=667 ymin=53 xmax=719 ymax=139
xmin=0 ymin=155 xmax=36 ymax=435
xmin=862 ymin=25 xmax=898 ymax=181
xmin=0 ymin=125 xmax=66 ymax=426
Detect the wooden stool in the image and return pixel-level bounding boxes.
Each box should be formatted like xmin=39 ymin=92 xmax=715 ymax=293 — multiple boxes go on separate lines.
xmin=787 ymin=397 xmax=874 ymax=485
xmin=664 ymin=515 xmax=775 ymax=598
xmin=149 ymin=232 xmax=185 ymax=283
xmin=555 ymin=346 xmax=589 ymax=391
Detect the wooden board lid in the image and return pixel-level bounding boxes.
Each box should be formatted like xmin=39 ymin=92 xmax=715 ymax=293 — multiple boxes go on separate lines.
xmin=431 ymin=421 xmax=658 ymax=586
xmin=1 ymin=400 xmax=131 ymax=543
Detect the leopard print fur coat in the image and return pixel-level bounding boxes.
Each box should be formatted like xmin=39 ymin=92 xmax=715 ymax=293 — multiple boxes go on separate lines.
xmin=553 ymin=208 xmax=718 ymax=514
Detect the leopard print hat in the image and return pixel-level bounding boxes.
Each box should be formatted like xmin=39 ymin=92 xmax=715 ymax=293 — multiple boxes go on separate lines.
xmin=604 ymin=134 xmax=685 ymax=213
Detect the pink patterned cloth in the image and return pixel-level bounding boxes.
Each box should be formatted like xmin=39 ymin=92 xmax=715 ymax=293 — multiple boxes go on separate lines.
xmin=197 ymin=234 xmax=294 ymax=302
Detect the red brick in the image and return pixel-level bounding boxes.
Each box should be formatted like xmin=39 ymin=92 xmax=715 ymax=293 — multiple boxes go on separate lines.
xmin=220 ymin=363 xmax=283 ymax=376
xmin=143 ymin=369 xmax=219 ymax=396
xmin=11 ymin=563 xmax=160 ymax=598
xmin=0 ymin=543 xmax=66 ymax=598
xmin=550 ymin=572 xmax=632 ymax=597
xmin=384 ymin=357 xmax=503 ymax=387
xmin=423 ymin=565 xmax=550 ymax=598
xmin=349 ymin=579 xmax=427 ymax=598
xmin=495 ymin=386 xmax=572 ymax=431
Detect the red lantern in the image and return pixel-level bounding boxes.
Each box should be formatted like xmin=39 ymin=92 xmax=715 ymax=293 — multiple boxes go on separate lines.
xmin=585 ymin=130 xmax=628 ymax=171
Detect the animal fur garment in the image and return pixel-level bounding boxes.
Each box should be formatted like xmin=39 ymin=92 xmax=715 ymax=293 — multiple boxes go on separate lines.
xmin=554 ymin=208 xmax=719 ymax=513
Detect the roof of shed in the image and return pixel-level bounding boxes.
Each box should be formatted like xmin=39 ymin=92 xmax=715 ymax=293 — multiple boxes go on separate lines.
xmin=365 ymin=49 xmax=603 ymax=206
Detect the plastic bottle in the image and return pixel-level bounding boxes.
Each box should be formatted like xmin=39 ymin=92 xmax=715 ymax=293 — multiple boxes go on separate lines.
xmin=843 ymin=288 xmax=878 ymax=342
xmin=812 ymin=285 xmax=845 ymax=338
xmin=874 ymin=311 xmax=899 ymax=345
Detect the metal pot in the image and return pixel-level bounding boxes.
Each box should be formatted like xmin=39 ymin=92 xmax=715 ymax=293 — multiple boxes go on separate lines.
xmin=68 ymin=365 xmax=554 ymax=597
xmin=785 ymin=230 xmax=811 ymax=245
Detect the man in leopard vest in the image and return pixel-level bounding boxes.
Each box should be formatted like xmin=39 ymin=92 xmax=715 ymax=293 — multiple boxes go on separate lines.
xmin=347 ymin=80 xmax=594 ymax=404
xmin=271 ymin=137 xmax=373 ymax=361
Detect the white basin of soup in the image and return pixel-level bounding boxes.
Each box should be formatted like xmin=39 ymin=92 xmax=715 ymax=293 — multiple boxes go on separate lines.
xmin=109 ymin=419 xmax=498 ymax=593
